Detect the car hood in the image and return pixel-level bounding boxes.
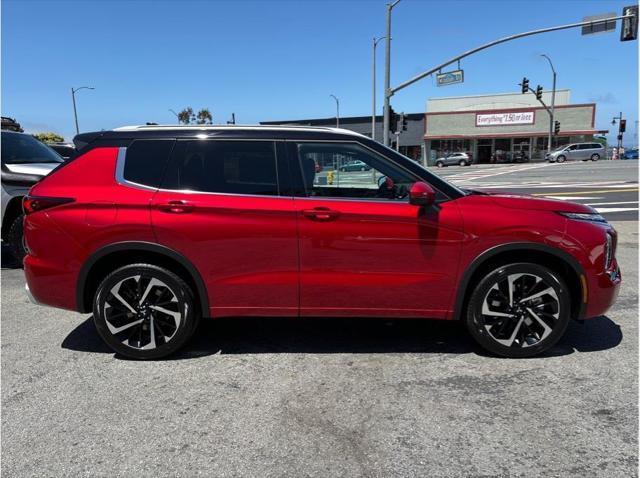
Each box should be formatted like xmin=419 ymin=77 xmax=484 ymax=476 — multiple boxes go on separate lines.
xmin=3 ymin=163 xmax=59 ymax=176
xmin=467 ymin=189 xmax=595 ymax=213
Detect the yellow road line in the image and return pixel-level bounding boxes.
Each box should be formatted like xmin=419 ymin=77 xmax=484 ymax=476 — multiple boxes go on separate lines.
xmin=532 ymin=188 xmax=639 ymax=196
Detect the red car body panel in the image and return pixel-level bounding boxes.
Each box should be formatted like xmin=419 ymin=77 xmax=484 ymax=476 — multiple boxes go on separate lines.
xmin=296 ymin=197 xmax=465 ymax=318
xmin=150 ymin=190 xmax=299 ymax=318
xmin=23 ymin=141 xmax=621 ymax=324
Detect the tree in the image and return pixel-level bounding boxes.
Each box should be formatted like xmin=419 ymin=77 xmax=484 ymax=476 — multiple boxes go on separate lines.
xmin=177 ymin=106 xmax=213 ymax=125
xmin=177 ymin=107 xmax=196 ymax=125
xmin=33 ymin=132 xmax=64 ymax=143
xmin=196 ymin=108 xmax=213 ymax=125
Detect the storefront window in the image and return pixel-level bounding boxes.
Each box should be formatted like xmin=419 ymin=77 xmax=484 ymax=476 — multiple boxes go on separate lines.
xmin=430 ymin=139 xmax=471 ymax=160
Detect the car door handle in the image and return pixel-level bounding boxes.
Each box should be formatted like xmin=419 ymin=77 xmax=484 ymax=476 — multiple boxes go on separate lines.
xmin=157 ymin=200 xmax=194 ymax=214
xmin=302 ymin=207 xmax=340 ymax=221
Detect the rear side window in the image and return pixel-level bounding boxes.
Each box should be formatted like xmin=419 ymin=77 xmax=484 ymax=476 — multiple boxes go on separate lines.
xmin=123 ymin=139 xmax=175 ymax=187
xmin=163 ymin=140 xmax=279 ymax=196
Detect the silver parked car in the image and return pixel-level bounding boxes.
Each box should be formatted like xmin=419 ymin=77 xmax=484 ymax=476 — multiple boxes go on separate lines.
xmin=546 ymin=142 xmax=605 ymax=163
xmin=1 ymin=131 xmax=63 ymax=261
xmin=435 ymin=152 xmax=472 ymax=167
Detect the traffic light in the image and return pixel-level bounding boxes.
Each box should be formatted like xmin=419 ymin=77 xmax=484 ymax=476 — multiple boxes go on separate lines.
xmin=620 ymin=119 xmax=627 ymax=133
xmin=554 ymin=121 xmax=561 ymax=135
xmin=400 ymin=113 xmax=408 ymax=131
xmin=389 ymin=106 xmax=398 ymax=133
xmin=535 ymin=85 xmax=543 ymax=100
xmin=521 ymin=77 xmax=529 ymax=94
xmin=621 ymin=5 xmax=638 ymax=41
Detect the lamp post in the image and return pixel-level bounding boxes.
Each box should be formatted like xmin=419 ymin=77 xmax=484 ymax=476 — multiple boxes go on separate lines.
xmin=372 ymin=36 xmax=386 ymax=141
xmin=71 ymin=86 xmax=95 ymax=135
xmin=383 ymin=0 xmax=402 ymax=146
xmin=540 ymin=54 xmax=556 ymax=153
xmin=329 ymin=94 xmax=340 ymax=128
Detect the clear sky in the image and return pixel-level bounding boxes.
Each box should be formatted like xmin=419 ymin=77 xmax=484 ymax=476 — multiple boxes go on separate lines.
xmin=2 ymin=0 xmax=638 ymax=144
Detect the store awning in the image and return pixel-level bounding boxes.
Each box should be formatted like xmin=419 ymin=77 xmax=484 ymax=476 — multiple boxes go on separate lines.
xmin=424 ymin=129 xmax=609 ymax=140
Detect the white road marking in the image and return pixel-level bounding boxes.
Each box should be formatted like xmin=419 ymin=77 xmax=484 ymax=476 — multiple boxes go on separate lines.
xmin=586 ymin=201 xmax=639 ymax=206
xmin=593 ymin=207 xmax=639 ymax=213
xmin=544 ymin=196 xmax=600 ymax=201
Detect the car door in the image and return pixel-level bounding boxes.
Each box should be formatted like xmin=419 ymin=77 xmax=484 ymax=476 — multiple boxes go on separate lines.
xmin=565 ymin=144 xmax=578 ymax=160
xmin=288 ymin=140 xmax=465 ymax=319
xmin=151 ymin=139 xmax=299 ymax=318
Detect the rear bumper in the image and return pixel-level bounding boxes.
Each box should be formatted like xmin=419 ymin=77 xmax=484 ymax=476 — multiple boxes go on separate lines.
xmin=25 ymin=282 xmax=39 ymax=305
xmin=23 ymin=254 xmax=78 ymax=312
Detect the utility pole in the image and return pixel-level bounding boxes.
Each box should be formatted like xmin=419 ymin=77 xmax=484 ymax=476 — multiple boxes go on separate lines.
xmin=612 ymin=112 xmax=624 ymax=157
xmin=383 ymin=0 xmax=402 ymax=146
xmin=169 ymin=109 xmax=179 ymax=123
xmin=71 ymin=86 xmax=94 ymax=135
xmin=541 ymin=54 xmax=556 ymax=153
xmin=372 ymin=36 xmax=386 ymax=141
xmin=329 ymin=94 xmax=340 ymax=128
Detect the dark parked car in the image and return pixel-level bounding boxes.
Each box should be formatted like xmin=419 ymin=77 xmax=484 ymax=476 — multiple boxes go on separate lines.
xmin=623 ymin=149 xmax=639 ymax=160
xmin=491 ymin=150 xmax=529 ymax=163
xmin=48 ymin=143 xmax=76 ymax=160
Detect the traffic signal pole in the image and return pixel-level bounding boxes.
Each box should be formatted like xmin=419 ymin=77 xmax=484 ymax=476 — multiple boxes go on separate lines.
xmin=382 ymin=12 xmax=636 ymax=145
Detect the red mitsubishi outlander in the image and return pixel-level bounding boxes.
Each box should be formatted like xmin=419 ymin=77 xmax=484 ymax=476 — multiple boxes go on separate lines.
xmin=23 ymin=126 xmax=621 ymax=359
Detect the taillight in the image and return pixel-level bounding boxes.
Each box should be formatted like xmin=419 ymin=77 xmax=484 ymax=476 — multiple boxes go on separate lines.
xmin=23 ymin=196 xmax=74 ymax=215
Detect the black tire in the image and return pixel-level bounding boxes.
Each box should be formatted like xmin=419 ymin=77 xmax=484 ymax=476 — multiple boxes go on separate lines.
xmin=459 ymin=160 xmax=467 ymax=166
xmin=556 ymin=155 xmax=566 ymax=163
xmin=93 ymin=263 xmax=200 ymax=359
xmin=7 ymin=213 xmax=26 ymax=265
xmin=465 ymin=263 xmax=571 ymax=358
xmin=591 ymin=154 xmax=600 ymax=161
xmin=436 ymin=161 xmax=445 ymax=168
xmin=360 ymin=167 xmax=365 ymax=171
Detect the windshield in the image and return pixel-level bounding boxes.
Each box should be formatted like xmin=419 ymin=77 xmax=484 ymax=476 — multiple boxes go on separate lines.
xmin=1 ymin=132 xmax=64 ymax=164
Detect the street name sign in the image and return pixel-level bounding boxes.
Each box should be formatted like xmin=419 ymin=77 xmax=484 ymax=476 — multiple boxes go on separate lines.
xmin=436 ymin=69 xmax=464 ymax=87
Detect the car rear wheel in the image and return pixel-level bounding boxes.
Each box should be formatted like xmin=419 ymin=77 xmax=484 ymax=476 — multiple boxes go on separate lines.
xmin=7 ymin=213 xmax=26 ymax=265
xmin=93 ymin=264 xmax=199 ymax=359
xmin=459 ymin=160 xmax=467 ymax=166
xmin=556 ymin=155 xmax=566 ymax=163
xmin=465 ymin=263 xmax=570 ymax=358
xmin=591 ymin=154 xmax=600 ymax=161
xmin=436 ymin=161 xmax=445 ymax=168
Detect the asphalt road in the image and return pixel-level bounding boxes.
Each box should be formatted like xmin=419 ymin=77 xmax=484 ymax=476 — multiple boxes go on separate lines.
xmin=433 ymin=159 xmax=639 ymax=221
xmin=2 ymin=161 xmax=638 ymax=477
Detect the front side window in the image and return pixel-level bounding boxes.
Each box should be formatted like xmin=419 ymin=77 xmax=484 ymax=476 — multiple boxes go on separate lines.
xmin=295 ymin=142 xmax=419 ymax=201
xmin=163 ymin=140 xmax=279 ymax=196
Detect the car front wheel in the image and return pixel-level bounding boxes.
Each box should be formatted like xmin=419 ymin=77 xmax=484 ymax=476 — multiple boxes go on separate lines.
xmin=93 ymin=263 xmax=199 ymax=359
xmin=556 ymin=155 xmax=566 ymax=163
xmin=465 ymin=263 xmax=571 ymax=358
xmin=436 ymin=161 xmax=444 ymax=168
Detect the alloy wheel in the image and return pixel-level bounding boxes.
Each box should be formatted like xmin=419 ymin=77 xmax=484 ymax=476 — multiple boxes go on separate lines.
xmin=480 ymin=272 xmax=560 ymax=348
xmin=102 ymin=274 xmax=185 ymax=350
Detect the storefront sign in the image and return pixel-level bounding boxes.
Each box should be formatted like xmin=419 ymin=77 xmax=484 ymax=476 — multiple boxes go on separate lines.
xmin=476 ymin=111 xmax=535 ymax=126
xmin=436 ymin=69 xmax=464 ymax=86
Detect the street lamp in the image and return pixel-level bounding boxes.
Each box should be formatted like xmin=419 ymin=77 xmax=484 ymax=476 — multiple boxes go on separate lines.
xmin=383 ymin=0 xmax=402 ymax=146
xmin=71 ymin=86 xmax=95 ymax=135
xmin=372 ymin=36 xmax=386 ymax=141
xmin=540 ymin=54 xmax=556 ymax=153
xmin=329 ymin=94 xmax=340 ymax=128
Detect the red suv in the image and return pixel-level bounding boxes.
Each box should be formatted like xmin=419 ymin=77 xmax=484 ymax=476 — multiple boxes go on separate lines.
xmin=23 ymin=125 xmax=621 ymax=359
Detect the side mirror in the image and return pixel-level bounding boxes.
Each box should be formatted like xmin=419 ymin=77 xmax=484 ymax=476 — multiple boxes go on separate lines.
xmin=409 ymin=181 xmax=436 ymax=207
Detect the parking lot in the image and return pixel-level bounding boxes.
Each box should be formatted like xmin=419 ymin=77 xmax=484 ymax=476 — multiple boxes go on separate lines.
xmin=1 ymin=161 xmax=638 ymax=477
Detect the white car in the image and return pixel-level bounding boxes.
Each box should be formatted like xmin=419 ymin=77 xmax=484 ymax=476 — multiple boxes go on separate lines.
xmin=1 ymin=130 xmax=63 ymax=261
xmin=435 ymin=152 xmax=471 ymax=167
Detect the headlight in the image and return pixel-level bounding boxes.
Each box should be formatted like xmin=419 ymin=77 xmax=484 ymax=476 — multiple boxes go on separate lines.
xmin=604 ymin=233 xmax=613 ymax=269
xmin=558 ymin=211 xmax=607 ymax=223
